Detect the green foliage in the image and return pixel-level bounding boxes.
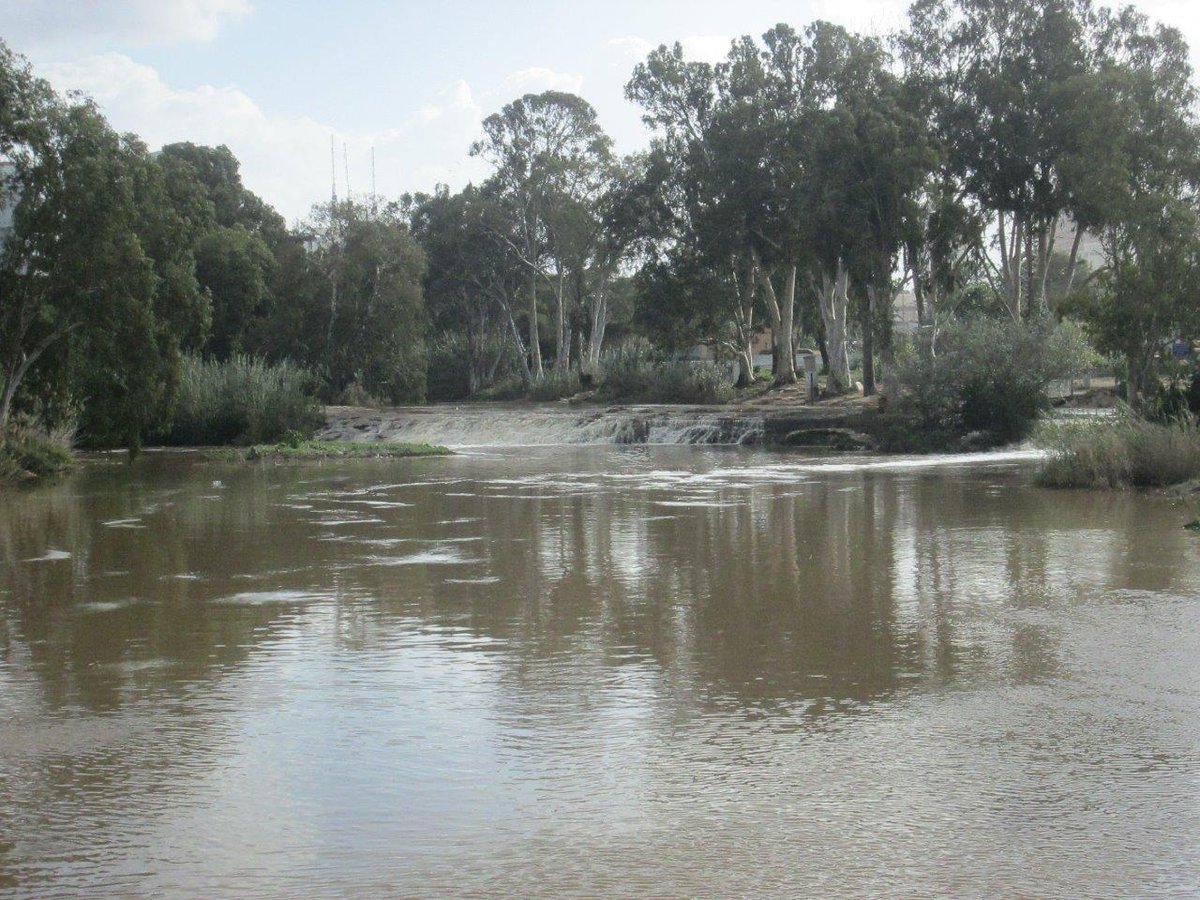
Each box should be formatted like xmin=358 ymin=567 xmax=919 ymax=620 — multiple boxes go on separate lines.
xmin=292 ymin=200 xmax=429 ymax=404
xmin=892 ymin=319 xmax=1096 ymax=446
xmin=162 ymin=354 xmax=323 ymax=447
xmin=597 ymin=344 xmax=734 ymax=405
xmin=471 ymin=377 xmax=527 ymax=402
xmin=194 ymin=225 xmax=275 ymax=359
xmin=1037 ymin=413 xmax=1200 ymax=489
xmin=0 ymin=423 xmax=73 ymax=483
xmin=527 ymin=370 xmax=582 ymax=402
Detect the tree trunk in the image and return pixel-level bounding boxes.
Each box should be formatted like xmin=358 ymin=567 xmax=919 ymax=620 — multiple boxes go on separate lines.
xmin=861 ymin=287 xmax=876 ymax=397
xmin=1126 ymin=352 xmax=1142 ymax=412
xmin=554 ymin=266 xmax=568 ymax=374
xmin=817 ymin=262 xmax=852 ymax=394
xmin=735 ymin=347 xmax=755 ymax=388
xmin=586 ymin=272 xmax=609 ymax=376
xmin=779 ymin=266 xmax=797 ymax=385
xmin=527 ymin=267 xmax=543 ymax=379
xmin=759 ymin=263 xmax=798 ymax=386
xmin=1063 ymin=225 xmax=1085 ymax=296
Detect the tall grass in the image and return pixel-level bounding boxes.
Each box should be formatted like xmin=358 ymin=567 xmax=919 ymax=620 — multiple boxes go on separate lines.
xmin=598 ymin=344 xmax=734 ymax=405
xmin=527 ymin=369 xmax=582 ymax=402
xmin=163 ymin=354 xmax=324 ymax=446
xmin=0 ymin=421 xmax=74 ymax=483
xmin=1036 ymin=412 xmax=1200 ymax=488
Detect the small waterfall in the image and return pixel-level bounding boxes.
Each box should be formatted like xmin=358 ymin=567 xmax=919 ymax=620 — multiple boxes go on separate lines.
xmin=321 ymin=406 xmax=765 ymax=449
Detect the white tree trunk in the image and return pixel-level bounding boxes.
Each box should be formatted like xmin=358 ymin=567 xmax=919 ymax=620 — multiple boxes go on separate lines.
xmin=817 ymin=261 xmax=852 ymax=394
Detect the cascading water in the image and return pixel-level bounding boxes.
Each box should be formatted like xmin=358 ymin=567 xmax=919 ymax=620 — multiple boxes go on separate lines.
xmin=320 ymin=405 xmax=765 ymax=449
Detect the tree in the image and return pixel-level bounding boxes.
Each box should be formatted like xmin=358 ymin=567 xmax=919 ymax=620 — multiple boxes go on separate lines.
xmin=408 ymin=184 xmax=526 ymax=394
xmin=627 ymin=43 xmax=761 ymax=386
xmin=290 ymin=200 xmax=428 ymax=403
xmin=0 ymin=43 xmax=206 ymax=447
xmin=471 ymin=91 xmax=613 ymax=378
xmin=194 ymin=225 xmax=275 ymax=360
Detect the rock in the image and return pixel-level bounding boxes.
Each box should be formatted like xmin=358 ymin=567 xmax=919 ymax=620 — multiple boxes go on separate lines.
xmin=782 ymin=428 xmax=875 ymax=451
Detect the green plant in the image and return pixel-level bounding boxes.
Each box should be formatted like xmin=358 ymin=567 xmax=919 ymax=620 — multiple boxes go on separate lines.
xmin=162 ymin=354 xmax=324 ymax=446
xmin=596 ymin=344 xmax=734 ymax=405
xmin=893 ymin=319 xmax=1096 ymax=446
xmin=0 ymin=420 xmax=74 ymax=482
xmin=1036 ymin=410 xmax=1200 ymax=488
xmin=527 ymin=370 xmax=582 ymax=402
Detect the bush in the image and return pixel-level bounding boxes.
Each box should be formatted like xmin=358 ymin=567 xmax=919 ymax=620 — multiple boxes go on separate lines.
xmin=471 ymin=376 xmax=527 ymax=402
xmin=0 ymin=421 xmax=74 ymax=483
xmin=597 ymin=343 xmax=735 ymax=405
xmin=527 ymin=369 xmax=582 ymax=402
xmin=1037 ymin=412 xmax=1200 ymax=488
xmin=426 ymin=334 xmax=473 ymax=403
xmin=162 ymin=354 xmax=324 ymax=446
xmin=892 ymin=319 xmax=1096 ymax=447
xmin=331 ymin=380 xmax=386 ymax=408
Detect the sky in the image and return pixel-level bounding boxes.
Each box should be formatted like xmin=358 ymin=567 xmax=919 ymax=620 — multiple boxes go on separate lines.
xmin=4 ymin=0 xmax=1200 ymax=224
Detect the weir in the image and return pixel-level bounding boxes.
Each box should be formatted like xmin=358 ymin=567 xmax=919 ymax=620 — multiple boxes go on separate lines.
xmin=319 ymin=405 xmax=766 ymax=448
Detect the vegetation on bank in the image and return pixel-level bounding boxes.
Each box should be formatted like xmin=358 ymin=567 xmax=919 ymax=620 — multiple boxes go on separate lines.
xmin=215 ymin=440 xmax=451 ymax=462
xmin=160 ymin=354 xmax=323 ymax=447
xmin=0 ymin=424 xmax=73 ymax=484
xmin=877 ymin=320 xmax=1096 ymax=452
xmin=1037 ymin=413 xmax=1200 ymax=489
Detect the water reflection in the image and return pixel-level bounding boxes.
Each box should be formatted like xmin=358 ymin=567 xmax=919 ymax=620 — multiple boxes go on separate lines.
xmin=2 ymin=448 xmax=1199 ymax=896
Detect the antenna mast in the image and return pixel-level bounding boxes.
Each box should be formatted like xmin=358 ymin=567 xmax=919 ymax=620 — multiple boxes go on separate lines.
xmin=371 ymin=146 xmax=377 ymax=212
xmin=343 ymin=143 xmax=352 ymax=201
xmin=330 ymin=135 xmax=337 ymax=203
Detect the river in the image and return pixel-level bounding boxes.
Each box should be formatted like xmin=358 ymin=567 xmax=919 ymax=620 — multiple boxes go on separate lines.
xmin=2 ymin=446 xmax=1198 ymax=897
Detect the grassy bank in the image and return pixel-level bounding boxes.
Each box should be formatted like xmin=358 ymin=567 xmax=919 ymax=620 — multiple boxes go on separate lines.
xmin=0 ymin=426 xmax=74 ymax=484
xmin=1036 ymin=414 xmax=1200 ymax=488
xmin=213 ymin=440 xmax=451 ymax=462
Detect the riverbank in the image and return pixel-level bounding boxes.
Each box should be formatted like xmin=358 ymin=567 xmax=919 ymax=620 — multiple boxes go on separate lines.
xmin=0 ymin=428 xmax=74 ymax=486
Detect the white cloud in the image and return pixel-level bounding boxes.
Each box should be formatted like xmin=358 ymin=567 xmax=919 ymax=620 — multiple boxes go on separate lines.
xmin=0 ymin=0 xmax=252 ymax=51
xmin=607 ymin=34 xmax=731 ymax=66
xmin=609 ymin=36 xmax=655 ymax=63
xmin=498 ymin=67 xmax=586 ymax=98
xmin=679 ymin=35 xmax=734 ymax=64
xmin=38 ymin=53 xmax=490 ymax=223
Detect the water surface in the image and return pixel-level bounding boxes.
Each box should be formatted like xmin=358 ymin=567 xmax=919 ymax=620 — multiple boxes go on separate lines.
xmin=2 ymin=448 xmax=1198 ymax=897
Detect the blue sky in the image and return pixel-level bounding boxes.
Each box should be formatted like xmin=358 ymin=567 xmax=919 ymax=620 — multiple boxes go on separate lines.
xmin=4 ymin=0 xmax=1198 ymax=222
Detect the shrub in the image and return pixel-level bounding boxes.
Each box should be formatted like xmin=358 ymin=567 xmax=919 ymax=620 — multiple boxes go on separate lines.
xmin=596 ymin=343 xmax=735 ymax=405
xmin=331 ymin=380 xmax=386 ymax=408
xmin=1037 ymin=412 xmax=1200 ymax=488
xmin=892 ymin=319 xmax=1096 ymax=447
xmin=471 ymin=376 xmax=527 ymax=402
xmin=527 ymin=369 xmax=582 ymax=402
xmin=162 ymin=354 xmax=324 ymax=446
xmin=0 ymin=420 xmax=74 ymax=482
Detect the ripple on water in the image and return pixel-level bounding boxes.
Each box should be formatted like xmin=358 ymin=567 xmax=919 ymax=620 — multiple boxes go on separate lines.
xmin=213 ymin=590 xmax=331 ymax=605
xmin=365 ymin=548 xmax=482 ymax=566
xmin=23 ymin=549 xmax=71 ymax=562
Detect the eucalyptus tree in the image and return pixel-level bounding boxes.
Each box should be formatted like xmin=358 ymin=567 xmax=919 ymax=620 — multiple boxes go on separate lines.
xmin=722 ymin=22 xmax=916 ymax=393
xmin=288 ymin=199 xmax=428 ymax=403
xmin=471 ymin=91 xmax=613 ymax=377
xmin=0 ymin=42 xmax=206 ymax=447
xmin=627 ymin=42 xmax=763 ymax=385
xmin=1058 ymin=8 xmax=1200 ymax=408
xmin=408 ymin=184 xmax=528 ymax=392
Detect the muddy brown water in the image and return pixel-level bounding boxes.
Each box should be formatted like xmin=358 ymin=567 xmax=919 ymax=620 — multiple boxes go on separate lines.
xmin=2 ymin=447 xmax=1199 ymax=897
